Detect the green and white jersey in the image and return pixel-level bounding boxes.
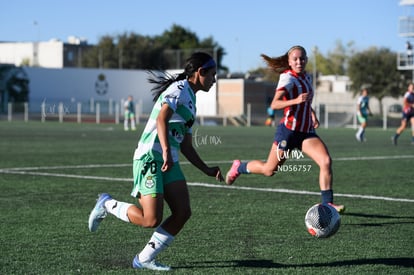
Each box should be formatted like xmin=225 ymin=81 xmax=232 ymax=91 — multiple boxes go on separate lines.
xmin=357 ymin=95 xmax=369 ymax=117
xmin=133 ymin=79 xmax=196 ymax=162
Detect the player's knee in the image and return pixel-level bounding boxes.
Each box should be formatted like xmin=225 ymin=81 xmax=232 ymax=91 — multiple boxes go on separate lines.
xmin=172 ymin=208 xmax=192 ymax=226
xmin=180 ymin=208 xmax=192 ymax=223
xmin=263 ymin=168 xmax=275 ymax=177
xmin=141 ymin=217 xmax=162 ymax=228
xmin=320 ymin=155 xmax=332 ymax=170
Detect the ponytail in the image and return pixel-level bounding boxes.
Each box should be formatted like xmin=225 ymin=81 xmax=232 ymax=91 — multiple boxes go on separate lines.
xmin=261 ymin=45 xmax=306 ymax=74
xmin=147 ymin=51 xmax=214 ymax=102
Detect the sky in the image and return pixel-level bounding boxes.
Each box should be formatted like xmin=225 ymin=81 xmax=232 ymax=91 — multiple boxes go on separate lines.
xmin=1 ymin=0 xmax=413 ymax=73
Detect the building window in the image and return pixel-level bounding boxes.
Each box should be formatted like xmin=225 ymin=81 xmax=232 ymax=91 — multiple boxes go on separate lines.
xmin=67 ymin=51 xmax=74 ymax=62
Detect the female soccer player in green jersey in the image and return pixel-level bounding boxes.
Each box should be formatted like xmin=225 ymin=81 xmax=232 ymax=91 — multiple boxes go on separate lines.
xmin=88 ymin=52 xmax=223 ymax=271
xmin=355 ymin=87 xmax=372 ymax=142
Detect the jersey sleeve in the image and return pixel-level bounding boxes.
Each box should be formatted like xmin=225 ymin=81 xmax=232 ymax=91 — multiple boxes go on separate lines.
xmin=276 ymin=73 xmax=293 ymax=93
xmin=161 ymin=91 xmax=180 ymax=112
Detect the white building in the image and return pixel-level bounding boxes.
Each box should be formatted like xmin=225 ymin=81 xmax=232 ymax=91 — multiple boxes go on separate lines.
xmin=0 ymin=38 xmax=90 ymax=68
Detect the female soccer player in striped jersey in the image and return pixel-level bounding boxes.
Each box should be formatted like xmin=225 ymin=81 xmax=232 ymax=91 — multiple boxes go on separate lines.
xmin=392 ymin=82 xmax=414 ymax=145
xmin=225 ymin=45 xmax=345 ymax=213
xmin=88 ymin=52 xmax=223 ymax=271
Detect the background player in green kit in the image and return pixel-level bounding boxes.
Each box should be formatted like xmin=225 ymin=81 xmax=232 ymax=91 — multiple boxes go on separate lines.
xmin=124 ymin=95 xmax=136 ymax=131
xmin=355 ymin=87 xmax=372 ymax=142
xmin=88 ymin=52 xmax=224 ymax=271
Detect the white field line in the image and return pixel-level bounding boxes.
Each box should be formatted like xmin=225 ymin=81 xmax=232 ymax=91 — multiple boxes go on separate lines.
xmin=1 ymin=154 xmax=414 ymax=172
xmin=1 ymin=166 xmax=413 ymax=203
xmin=0 ymin=163 xmax=130 ymax=171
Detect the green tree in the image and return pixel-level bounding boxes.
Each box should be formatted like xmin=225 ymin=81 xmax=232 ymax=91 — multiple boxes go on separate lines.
xmin=157 ymin=24 xmax=200 ymax=49
xmin=348 ymin=47 xmax=411 ymax=113
xmin=155 ymin=24 xmax=226 ymax=72
xmin=82 ymin=35 xmax=117 ymax=68
xmin=99 ymin=36 xmax=118 ymax=68
xmin=198 ymin=37 xmax=227 ymax=73
xmin=117 ymin=33 xmax=164 ymax=69
xmin=326 ymin=40 xmax=355 ymax=75
xmin=82 ymin=24 xmax=226 ymax=72
xmin=306 ymin=41 xmax=355 ymax=77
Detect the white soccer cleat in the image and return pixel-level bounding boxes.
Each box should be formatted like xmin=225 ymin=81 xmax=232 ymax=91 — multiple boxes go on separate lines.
xmin=88 ymin=193 xmax=112 ymax=232
xmin=132 ymin=255 xmax=171 ymax=271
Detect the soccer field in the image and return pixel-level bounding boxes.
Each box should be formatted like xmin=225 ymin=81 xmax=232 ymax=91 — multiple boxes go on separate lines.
xmin=0 ymin=121 xmax=413 ymax=274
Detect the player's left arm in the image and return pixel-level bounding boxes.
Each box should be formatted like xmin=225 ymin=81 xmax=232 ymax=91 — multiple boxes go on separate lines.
xmin=311 ymin=108 xmax=320 ymax=129
xmin=367 ymin=99 xmax=373 ymax=115
xmin=356 ymin=101 xmax=362 ymax=115
xmin=180 ymin=133 xmax=223 ymax=181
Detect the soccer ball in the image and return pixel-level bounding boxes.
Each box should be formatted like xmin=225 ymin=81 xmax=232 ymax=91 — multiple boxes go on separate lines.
xmin=305 ymin=203 xmax=341 ymax=238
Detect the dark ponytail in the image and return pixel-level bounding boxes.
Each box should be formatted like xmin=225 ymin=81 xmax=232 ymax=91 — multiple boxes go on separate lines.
xmin=148 ymin=52 xmax=214 ymax=102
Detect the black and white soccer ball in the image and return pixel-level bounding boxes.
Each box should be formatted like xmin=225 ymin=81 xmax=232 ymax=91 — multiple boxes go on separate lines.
xmin=305 ymin=203 xmax=341 ymax=238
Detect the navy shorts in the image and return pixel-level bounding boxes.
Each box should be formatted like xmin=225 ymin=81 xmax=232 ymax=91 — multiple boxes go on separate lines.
xmin=402 ymin=111 xmax=414 ymax=121
xmin=274 ymin=123 xmax=319 ymax=151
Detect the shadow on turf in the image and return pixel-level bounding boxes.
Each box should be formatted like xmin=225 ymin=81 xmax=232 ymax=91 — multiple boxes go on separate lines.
xmin=175 ymin=257 xmax=414 ymax=269
xmin=343 ymin=212 xmax=414 ymax=219
xmin=343 ymin=212 xmax=414 ymax=227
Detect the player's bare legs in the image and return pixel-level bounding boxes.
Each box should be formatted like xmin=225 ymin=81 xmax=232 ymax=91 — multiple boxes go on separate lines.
xmin=130 ymin=180 xmax=190 ymax=271
xmin=246 ymin=142 xmax=286 ymax=176
xmin=396 ymin=119 xmax=407 ymax=136
xmin=226 ymin=143 xmax=286 ymax=184
xmin=126 ymin=180 xmax=191 ymax=235
xmin=127 ymin=195 xmax=164 ymax=228
xmin=161 ymin=180 xmax=191 ymax=236
xmin=392 ymin=116 xmax=414 ymax=145
xmin=407 ymin=116 xmax=414 ymax=144
xmin=301 ymin=137 xmax=332 ymax=191
xmin=302 ymin=137 xmax=344 ymax=213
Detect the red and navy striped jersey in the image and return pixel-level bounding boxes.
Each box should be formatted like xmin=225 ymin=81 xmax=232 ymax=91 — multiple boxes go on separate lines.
xmin=276 ymin=69 xmax=314 ymax=132
xmin=403 ymin=91 xmax=414 ymax=114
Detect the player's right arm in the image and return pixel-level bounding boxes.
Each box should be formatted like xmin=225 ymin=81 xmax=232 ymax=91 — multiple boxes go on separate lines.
xmin=270 ymin=89 xmax=309 ymax=110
